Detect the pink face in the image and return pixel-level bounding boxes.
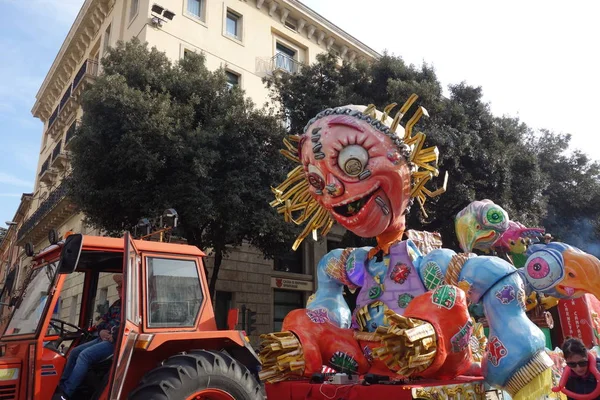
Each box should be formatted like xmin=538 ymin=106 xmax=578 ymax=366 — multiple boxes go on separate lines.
xmin=300 ymin=114 xmax=412 ymax=238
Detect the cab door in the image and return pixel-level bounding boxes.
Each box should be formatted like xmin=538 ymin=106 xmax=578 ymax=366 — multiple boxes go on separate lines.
xmin=107 ymin=232 xmax=141 ymax=399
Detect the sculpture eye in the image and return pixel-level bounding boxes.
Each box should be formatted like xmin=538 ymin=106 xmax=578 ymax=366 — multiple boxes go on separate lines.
xmin=338 ymin=145 xmax=369 ymax=177
xmin=527 ymin=257 xmax=550 ymax=279
xmin=524 ymin=249 xmax=564 ymax=291
xmin=484 ymin=206 xmax=506 ymax=226
xmin=307 ymin=165 xmax=325 ymax=190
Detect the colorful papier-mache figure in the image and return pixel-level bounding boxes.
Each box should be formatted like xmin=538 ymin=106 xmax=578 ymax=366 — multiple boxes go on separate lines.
xmin=258 ymin=95 xmax=600 ymax=399
xmin=455 ymin=199 xmax=546 ymax=268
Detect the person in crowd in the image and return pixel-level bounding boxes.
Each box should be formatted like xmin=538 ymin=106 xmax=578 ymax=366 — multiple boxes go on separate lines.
xmin=562 ymin=337 xmax=600 ymax=399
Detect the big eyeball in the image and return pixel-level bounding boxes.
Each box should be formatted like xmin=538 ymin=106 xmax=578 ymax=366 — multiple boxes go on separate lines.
xmin=481 ymin=204 xmax=509 ymax=230
xmin=338 ymin=145 xmax=369 ymax=177
xmin=524 ymin=249 xmax=564 ymax=291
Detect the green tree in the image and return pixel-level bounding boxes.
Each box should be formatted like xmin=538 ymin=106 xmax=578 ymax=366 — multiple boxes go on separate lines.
xmin=67 ymin=39 xmax=297 ymax=297
xmin=0 ymin=227 xmax=6 ymax=244
xmin=533 ymin=130 xmax=600 ymax=256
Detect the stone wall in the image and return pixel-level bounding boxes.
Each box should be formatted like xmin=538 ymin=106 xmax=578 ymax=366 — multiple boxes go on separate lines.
xmin=205 ymin=242 xmax=274 ymax=347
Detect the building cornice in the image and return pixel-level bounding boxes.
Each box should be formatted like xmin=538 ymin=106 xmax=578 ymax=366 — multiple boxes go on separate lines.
xmin=282 ymin=0 xmax=380 ymax=59
xmin=31 ymin=0 xmax=115 ymax=121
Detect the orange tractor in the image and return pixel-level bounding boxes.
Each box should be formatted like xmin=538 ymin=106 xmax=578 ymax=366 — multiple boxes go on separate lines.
xmin=0 ymin=233 xmax=262 ymax=400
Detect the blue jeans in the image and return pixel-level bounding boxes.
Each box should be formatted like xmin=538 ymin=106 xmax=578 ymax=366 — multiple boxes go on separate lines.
xmin=60 ymin=338 xmax=114 ymax=396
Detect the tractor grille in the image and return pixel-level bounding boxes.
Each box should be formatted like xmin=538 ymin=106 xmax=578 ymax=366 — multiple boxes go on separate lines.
xmin=0 ymin=384 xmax=16 ymax=400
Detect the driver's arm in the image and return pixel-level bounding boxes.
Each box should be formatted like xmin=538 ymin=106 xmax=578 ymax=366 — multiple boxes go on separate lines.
xmin=96 ymin=300 xmax=121 ymax=340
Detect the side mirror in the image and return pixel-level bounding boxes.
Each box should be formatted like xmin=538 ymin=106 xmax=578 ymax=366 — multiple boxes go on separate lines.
xmin=58 ymin=234 xmax=83 ymax=274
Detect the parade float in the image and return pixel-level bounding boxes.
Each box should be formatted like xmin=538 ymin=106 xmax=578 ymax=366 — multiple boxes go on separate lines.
xmin=257 ymin=94 xmax=600 ymax=399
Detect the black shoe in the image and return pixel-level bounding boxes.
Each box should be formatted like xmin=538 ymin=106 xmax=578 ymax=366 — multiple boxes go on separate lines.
xmin=51 ymin=388 xmax=69 ymax=400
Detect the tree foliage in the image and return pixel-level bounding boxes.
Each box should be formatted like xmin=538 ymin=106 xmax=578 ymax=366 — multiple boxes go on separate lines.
xmin=67 ymin=39 xmax=297 ymax=297
xmin=265 ymin=52 xmax=600 ymax=255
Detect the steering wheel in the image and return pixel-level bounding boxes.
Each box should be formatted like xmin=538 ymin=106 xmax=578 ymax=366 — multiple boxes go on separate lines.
xmin=552 ymin=352 xmax=600 ymax=399
xmin=48 ymin=318 xmax=88 ymax=342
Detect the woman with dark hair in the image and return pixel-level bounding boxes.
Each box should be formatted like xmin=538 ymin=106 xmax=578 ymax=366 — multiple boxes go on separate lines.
xmin=562 ymin=337 xmax=600 ymax=399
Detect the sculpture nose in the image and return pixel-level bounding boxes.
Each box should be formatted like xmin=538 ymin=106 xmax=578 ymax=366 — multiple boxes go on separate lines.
xmin=325 ymin=174 xmax=344 ymax=197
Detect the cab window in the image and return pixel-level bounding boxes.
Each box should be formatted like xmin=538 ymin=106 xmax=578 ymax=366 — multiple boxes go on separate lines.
xmin=146 ymin=257 xmax=203 ymax=327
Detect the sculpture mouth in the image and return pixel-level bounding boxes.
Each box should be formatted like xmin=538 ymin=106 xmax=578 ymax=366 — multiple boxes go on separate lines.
xmin=475 ymin=230 xmax=497 ymax=244
xmin=332 ymin=184 xmax=380 ymax=218
xmin=557 ymin=285 xmax=579 ymax=297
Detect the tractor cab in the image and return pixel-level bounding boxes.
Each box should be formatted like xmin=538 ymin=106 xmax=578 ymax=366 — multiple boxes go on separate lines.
xmin=0 ymin=233 xmax=262 ymax=400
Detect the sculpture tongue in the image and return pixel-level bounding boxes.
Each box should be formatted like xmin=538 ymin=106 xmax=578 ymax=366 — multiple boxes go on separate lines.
xmin=564 ymin=286 xmax=575 ymax=296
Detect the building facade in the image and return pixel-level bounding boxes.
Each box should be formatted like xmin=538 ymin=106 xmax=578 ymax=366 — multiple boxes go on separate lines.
xmin=16 ymin=0 xmax=378 ymax=343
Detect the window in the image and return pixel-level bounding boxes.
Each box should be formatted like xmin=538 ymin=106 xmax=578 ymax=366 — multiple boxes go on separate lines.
xmin=146 ymin=257 xmax=203 ymax=327
xmin=284 ymin=18 xmax=297 ymax=31
xmin=68 ymin=295 xmax=79 ymax=324
xmin=129 ymin=0 xmax=139 ymax=21
xmin=273 ymin=289 xmax=304 ymax=331
xmin=226 ymin=10 xmax=242 ymax=40
xmin=214 ymin=291 xmax=233 ymax=330
xmin=95 ymin=287 xmax=109 ymax=320
xmin=274 ymin=243 xmax=303 ymax=274
xmin=187 ymin=0 xmax=205 ymax=20
xmin=183 ymin=49 xmax=193 ymax=59
xmin=103 ymin=24 xmax=111 ymax=53
xmin=4 ymin=263 xmax=58 ymax=336
xmin=275 ymin=42 xmax=297 ymax=73
xmin=225 ymin=70 xmax=240 ymax=89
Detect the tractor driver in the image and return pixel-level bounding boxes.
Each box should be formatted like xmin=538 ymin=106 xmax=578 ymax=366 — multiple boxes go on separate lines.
xmin=53 ymin=274 xmax=123 ymax=400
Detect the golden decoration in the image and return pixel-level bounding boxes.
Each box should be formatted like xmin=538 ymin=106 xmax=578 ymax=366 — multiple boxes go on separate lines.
xmin=258 ymin=331 xmax=305 ymax=383
xmin=445 ymin=253 xmax=476 ymax=287
xmin=470 ymin=320 xmax=487 ymax=363
xmin=412 ymin=381 xmax=486 ymax=400
xmin=504 ymin=351 xmax=554 ymax=398
xmin=271 ymin=94 xmax=447 ymax=249
xmin=373 ymin=309 xmax=437 ymax=376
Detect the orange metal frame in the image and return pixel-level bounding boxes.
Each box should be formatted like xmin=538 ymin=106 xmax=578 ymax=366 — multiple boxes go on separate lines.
xmin=0 ymin=234 xmax=248 ymax=400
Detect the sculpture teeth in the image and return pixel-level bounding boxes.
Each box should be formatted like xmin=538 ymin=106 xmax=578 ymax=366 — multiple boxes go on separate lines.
xmin=358 ymin=170 xmax=371 ymax=180
xmin=375 ymin=196 xmax=390 ymax=215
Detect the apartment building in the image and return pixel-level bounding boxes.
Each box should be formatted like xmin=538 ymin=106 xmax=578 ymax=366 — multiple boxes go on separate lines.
xmin=14 ymin=0 xmax=378 ymax=342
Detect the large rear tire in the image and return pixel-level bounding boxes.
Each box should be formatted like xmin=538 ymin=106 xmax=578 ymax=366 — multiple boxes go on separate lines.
xmin=128 ymin=350 xmax=262 ymax=400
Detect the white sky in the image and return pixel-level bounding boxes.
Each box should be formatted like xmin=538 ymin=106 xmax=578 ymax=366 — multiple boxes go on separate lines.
xmin=302 ymin=0 xmax=600 ymax=159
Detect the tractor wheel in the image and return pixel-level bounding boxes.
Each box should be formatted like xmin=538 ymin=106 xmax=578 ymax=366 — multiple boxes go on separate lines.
xmin=128 ymin=350 xmax=262 ymax=400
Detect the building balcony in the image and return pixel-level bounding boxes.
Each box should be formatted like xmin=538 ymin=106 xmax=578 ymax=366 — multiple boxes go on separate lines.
xmin=38 ymin=156 xmax=58 ymax=185
xmin=51 ymin=141 xmax=69 ymax=170
xmin=17 ymin=181 xmax=75 ymax=246
xmin=270 ymin=54 xmax=303 ymax=75
xmin=46 ymin=58 xmax=99 ymax=140
xmin=64 ymin=122 xmax=77 ymax=150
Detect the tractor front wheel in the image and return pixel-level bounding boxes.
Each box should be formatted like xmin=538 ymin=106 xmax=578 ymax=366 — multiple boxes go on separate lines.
xmin=129 ymin=350 xmax=262 ymax=400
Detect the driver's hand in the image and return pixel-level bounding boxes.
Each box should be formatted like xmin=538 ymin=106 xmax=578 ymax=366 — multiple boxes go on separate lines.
xmin=99 ymin=330 xmax=112 ymax=341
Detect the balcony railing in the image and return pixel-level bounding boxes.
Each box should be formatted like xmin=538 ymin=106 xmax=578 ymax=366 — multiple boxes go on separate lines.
xmin=46 ymin=58 xmax=99 ymax=132
xmin=59 ymin=85 xmax=72 ymax=111
xmin=52 ymin=142 xmax=62 ymax=161
xmin=65 ymin=122 xmax=77 ymax=145
xmin=271 ymin=54 xmax=303 ymax=74
xmin=17 ymin=181 xmax=70 ymax=242
xmin=39 ymin=157 xmax=50 ymax=177
xmin=48 ymin=107 xmax=59 ymax=129
xmin=73 ymin=59 xmax=99 ymax=89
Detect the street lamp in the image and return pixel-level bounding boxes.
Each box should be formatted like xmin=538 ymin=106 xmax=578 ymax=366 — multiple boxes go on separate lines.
xmin=4 ymin=221 xmax=17 ymax=227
